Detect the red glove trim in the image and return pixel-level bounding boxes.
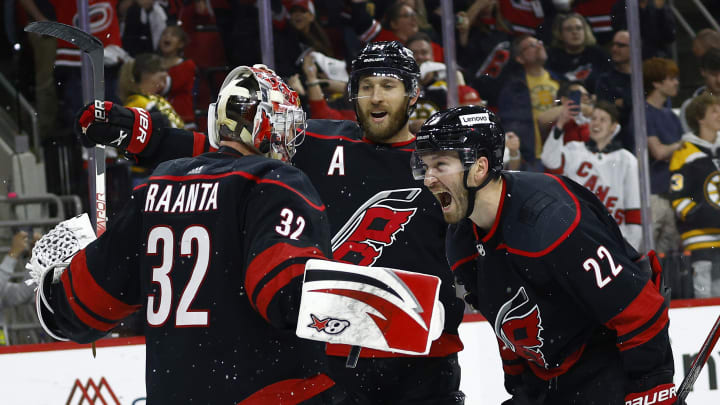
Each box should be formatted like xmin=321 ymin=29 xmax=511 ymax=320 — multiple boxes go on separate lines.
xmin=78 ymin=101 xmax=114 ymax=130
xmin=625 ymin=383 xmax=676 ymax=405
xmin=126 ymin=107 xmax=153 ymax=155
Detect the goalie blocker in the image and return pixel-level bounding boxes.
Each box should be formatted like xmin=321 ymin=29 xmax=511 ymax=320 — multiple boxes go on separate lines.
xmin=296 ymin=259 xmax=444 ymax=355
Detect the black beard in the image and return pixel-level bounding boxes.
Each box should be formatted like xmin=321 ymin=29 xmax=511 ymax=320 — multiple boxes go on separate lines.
xmin=358 ymin=105 xmax=408 ymax=143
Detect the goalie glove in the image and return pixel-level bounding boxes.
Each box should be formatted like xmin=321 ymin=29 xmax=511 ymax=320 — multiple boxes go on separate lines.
xmin=25 ymin=213 xmax=97 ymax=287
xmin=75 ymin=101 xmax=166 ymax=156
xmin=296 ymin=259 xmax=444 ymax=355
xmin=26 ymin=214 xmax=96 ymax=341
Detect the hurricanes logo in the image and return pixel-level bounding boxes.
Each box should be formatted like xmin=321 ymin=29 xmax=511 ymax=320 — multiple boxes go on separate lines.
xmin=332 ymin=189 xmax=421 ymax=266
xmin=308 ymin=314 xmax=350 ymax=334
xmin=494 ymin=287 xmax=547 ymax=368
xmin=704 ymin=172 xmax=720 ymax=209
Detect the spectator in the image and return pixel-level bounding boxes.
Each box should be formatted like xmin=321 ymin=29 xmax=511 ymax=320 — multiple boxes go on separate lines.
xmin=455 ymin=0 xmax=515 ymax=110
xmin=351 ymin=1 xmax=444 ymax=62
xmin=595 ymin=30 xmax=634 ymax=151
xmin=669 ymin=93 xmax=720 ymax=297
xmin=680 ymin=48 xmax=720 ymax=133
xmin=121 ymin=0 xmax=168 ymax=57
xmin=157 ymin=25 xmax=197 ymax=128
xmin=644 ymin=57 xmax=683 ymax=254
xmin=274 ymin=0 xmax=335 ymax=78
xmin=0 ymin=231 xmax=39 ymax=345
xmin=118 ymin=53 xmax=181 ymax=183
xmin=692 ymin=28 xmax=720 ymax=59
xmin=612 ymin=0 xmax=676 ymax=59
xmin=563 ymin=0 xmax=618 ymax=45
xmin=546 ymin=12 xmax=611 ymax=90
xmin=50 ymin=0 xmax=128 ymax=130
xmin=498 ymin=34 xmax=561 ymax=171
xmin=293 ymin=51 xmax=355 ymax=120
xmin=406 ymin=32 xmax=448 ymax=132
xmin=550 ymin=80 xmax=594 ymax=144
xmin=118 ymin=53 xmax=183 ymax=129
xmin=542 ymin=99 xmax=642 ymax=250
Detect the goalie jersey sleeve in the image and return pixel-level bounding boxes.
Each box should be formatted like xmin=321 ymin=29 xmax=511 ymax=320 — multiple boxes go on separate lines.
xmin=37 ymin=148 xmax=334 ymax=403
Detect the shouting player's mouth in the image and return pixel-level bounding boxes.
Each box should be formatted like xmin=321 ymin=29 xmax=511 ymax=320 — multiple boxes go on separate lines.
xmin=435 ymin=191 xmax=453 ymax=211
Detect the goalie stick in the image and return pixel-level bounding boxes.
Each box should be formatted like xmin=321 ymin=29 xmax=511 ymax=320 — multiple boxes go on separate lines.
xmin=676 ymin=312 xmax=720 ymax=404
xmin=24 ymin=21 xmax=106 ymax=357
xmin=24 ymin=21 xmax=107 ymax=237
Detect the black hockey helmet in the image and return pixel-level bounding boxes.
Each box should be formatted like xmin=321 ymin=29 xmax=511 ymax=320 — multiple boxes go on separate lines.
xmin=348 ymin=41 xmax=420 ymax=102
xmin=412 ymin=105 xmax=505 ymax=180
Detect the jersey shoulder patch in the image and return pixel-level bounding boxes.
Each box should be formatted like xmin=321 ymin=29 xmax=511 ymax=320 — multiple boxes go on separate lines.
xmin=501 ymin=172 xmax=580 ymax=255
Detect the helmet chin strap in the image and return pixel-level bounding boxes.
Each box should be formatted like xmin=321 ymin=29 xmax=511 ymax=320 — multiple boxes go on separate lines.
xmin=463 ymin=169 xmax=494 ymax=219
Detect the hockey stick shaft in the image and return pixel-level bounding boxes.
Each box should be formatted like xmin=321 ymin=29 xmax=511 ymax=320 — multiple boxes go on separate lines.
xmin=24 ymin=21 xmax=107 ymax=237
xmin=676 ymin=312 xmax=720 ymax=403
xmin=24 ymin=20 xmax=105 ymax=357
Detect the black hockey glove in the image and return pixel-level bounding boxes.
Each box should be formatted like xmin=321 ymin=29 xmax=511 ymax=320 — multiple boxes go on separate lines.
xmin=75 ymin=101 xmax=165 ymax=156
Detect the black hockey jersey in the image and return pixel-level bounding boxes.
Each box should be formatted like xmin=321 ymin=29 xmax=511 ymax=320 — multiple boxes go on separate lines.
xmin=133 ymin=121 xmax=467 ymax=359
xmin=294 ymin=120 xmax=466 ymax=358
xmin=669 ymin=134 xmax=720 ymax=252
xmin=447 ymin=171 xmax=673 ymax=397
xmin=40 ymin=147 xmax=334 ymax=404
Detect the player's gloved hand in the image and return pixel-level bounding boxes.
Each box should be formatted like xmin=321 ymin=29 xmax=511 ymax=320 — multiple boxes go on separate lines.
xmin=624 ymin=383 xmax=676 ymax=405
xmin=75 ymin=101 xmax=154 ymax=155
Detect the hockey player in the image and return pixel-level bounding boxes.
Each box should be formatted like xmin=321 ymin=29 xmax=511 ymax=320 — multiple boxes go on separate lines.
xmin=411 ymin=106 xmax=676 ymax=404
xmin=541 ymin=99 xmax=642 ymax=250
xmin=669 ymin=92 xmax=720 ymax=298
xmin=30 ymin=66 xmax=343 ymax=404
xmin=75 ymin=42 xmax=466 ymax=404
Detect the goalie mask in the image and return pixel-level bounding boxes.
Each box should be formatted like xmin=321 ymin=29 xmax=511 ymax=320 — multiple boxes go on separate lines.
xmin=208 ymin=65 xmax=306 ymax=162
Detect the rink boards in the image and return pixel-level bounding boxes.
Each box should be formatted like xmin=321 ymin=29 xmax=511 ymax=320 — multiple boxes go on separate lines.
xmin=2 ymin=299 xmax=720 ymax=404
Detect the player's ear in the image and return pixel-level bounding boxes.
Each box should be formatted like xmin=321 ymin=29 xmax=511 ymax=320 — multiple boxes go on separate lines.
xmin=470 ymin=156 xmax=490 ymax=185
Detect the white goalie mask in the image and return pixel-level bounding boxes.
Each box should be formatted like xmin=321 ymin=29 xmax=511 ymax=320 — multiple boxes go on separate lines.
xmin=207 ymin=64 xmax=306 ymax=162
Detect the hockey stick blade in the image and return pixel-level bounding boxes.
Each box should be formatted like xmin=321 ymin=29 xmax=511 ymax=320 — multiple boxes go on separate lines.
xmin=24 ymin=21 xmax=102 ymax=53
xmin=676 ymin=312 xmax=720 ymax=403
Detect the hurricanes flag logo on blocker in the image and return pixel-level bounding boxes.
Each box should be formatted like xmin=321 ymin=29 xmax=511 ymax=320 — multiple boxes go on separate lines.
xmin=494 ymin=287 xmax=548 ymax=368
xmin=332 ymin=188 xmax=420 ymax=266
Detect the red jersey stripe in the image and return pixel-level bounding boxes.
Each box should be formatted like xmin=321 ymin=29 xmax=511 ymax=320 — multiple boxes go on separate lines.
xmin=245 ymin=243 xmax=325 ymax=309
xmin=238 ymin=373 xmax=335 ymax=404
xmin=254 ymin=263 xmax=307 ymax=322
xmin=149 ymin=171 xmax=326 ymax=211
xmin=450 ymin=253 xmax=479 ymax=271
xmin=605 ymin=280 xmax=665 ymax=338
xmin=617 ymin=307 xmax=669 ymax=352
xmin=65 ymin=250 xmax=141 ymax=322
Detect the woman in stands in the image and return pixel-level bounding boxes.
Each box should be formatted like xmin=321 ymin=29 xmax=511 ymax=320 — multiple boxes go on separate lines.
xmin=546 ymin=12 xmax=611 ymax=90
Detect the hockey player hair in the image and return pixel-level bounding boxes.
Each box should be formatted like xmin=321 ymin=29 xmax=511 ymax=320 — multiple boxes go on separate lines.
xmin=412 ymin=105 xmax=505 ymax=219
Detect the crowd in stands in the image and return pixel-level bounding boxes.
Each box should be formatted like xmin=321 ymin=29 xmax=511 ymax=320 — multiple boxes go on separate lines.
xmin=2 ymin=0 xmax=720 ymax=344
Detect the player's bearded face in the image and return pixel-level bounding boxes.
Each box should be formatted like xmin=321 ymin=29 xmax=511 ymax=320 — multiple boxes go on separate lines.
xmin=356 ymin=76 xmax=409 ymax=142
xmin=420 ymin=152 xmax=469 ymax=224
